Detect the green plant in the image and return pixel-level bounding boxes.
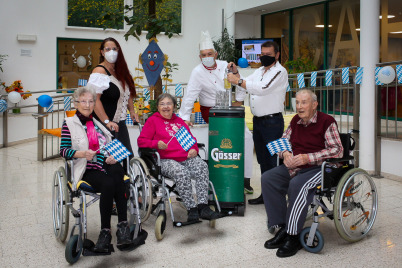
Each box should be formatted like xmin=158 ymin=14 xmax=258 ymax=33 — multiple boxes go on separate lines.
xmin=162 ymin=61 xmax=179 ymax=87
xmin=285 ymin=57 xmax=317 ymax=74
xmin=142 ymin=99 xmax=158 ymax=116
xmin=213 ymin=28 xmax=240 ymax=63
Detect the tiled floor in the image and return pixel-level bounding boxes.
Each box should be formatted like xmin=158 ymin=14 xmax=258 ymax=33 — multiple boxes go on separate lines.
xmin=1 ymin=140 xmax=402 ymax=267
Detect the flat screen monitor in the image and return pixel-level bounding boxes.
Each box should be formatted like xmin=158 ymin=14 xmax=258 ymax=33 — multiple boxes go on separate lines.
xmin=235 ymin=38 xmax=281 ymax=64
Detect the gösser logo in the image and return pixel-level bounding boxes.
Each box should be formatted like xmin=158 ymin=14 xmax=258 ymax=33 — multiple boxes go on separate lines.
xmin=211 ymin=148 xmax=242 ymax=162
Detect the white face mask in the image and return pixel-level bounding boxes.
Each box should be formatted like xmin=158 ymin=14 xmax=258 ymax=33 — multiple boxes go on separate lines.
xmin=104 ymin=50 xmax=118 ymax=64
xmin=201 ymin=57 xmax=215 ymax=67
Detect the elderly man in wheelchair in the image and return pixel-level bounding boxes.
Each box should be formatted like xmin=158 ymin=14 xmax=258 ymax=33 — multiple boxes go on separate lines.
xmin=55 ymin=86 xmax=146 ymax=264
xmin=262 ymin=89 xmax=377 ymax=258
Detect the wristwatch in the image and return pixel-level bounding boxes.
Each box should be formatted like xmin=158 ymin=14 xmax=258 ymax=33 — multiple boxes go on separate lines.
xmin=104 ymin=119 xmax=110 ymax=124
xmin=238 ymin=79 xmax=243 ymax=86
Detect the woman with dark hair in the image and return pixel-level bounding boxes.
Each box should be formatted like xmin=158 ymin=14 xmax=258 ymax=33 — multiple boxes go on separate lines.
xmin=88 ymin=37 xmax=138 ymax=158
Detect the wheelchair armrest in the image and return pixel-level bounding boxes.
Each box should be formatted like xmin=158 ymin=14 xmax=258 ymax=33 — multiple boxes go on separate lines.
xmin=138 ymin=147 xmax=158 ymax=155
xmin=324 ymin=155 xmax=354 ymax=163
xmin=197 ymin=143 xmax=205 ymax=149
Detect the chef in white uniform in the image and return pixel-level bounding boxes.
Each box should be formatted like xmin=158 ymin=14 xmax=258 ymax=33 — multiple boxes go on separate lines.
xmin=179 ymin=30 xmax=255 ymax=194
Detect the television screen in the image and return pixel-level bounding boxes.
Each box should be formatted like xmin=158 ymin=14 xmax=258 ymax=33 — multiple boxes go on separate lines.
xmin=235 ymin=38 xmax=281 ymax=64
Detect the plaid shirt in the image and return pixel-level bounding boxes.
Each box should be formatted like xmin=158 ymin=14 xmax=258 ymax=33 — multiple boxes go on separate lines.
xmin=279 ymin=112 xmax=343 ymax=177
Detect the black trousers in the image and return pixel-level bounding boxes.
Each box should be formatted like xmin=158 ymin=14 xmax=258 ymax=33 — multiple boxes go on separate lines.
xmin=82 ymin=163 xmax=127 ymax=229
xmin=110 ymin=121 xmax=134 ymax=172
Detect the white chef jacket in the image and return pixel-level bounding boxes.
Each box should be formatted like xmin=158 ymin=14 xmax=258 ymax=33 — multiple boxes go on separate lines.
xmin=235 ymin=61 xmax=288 ymax=117
xmin=179 ymin=60 xmax=228 ymax=121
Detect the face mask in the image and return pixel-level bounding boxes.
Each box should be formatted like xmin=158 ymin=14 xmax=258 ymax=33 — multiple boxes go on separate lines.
xmin=104 ymin=50 xmax=118 ymax=64
xmin=202 ymin=57 xmax=215 ymax=67
xmin=260 ymin=55 xmax=276 ymax=67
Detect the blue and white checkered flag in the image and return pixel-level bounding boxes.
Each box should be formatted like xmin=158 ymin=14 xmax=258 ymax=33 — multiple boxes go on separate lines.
xmin=375 ymin=67 xmax=383 ymax=85
xmin=195 ymin=112 xmax=207 ymax=124
xmin=311 ymin=71 xmax=317 ymax=87
xmin=126 ymin=111 xmax=133 ymax=125
xmin=174 ymin=126 xmax=196 ymax=151
xmin=266 ymin=138 xmax=292 ymax=156
xmin=325 ymin=70 xmax=333 ymax=86
xmin=396 ymin=65 xmax=402 ymax=84
xmin=355 ymin=67 xmax=363 ymax=84
xmin=64 ymin=96 xmax=71 ymax=111
xmin=297 ymin=73 xmax=305 ymax=88
xmin=342 ymin=67 xmax=350 ymax=84
xmin=47 ymin=102 xmax=53 ymax=113
xmin=104 ymin=139 xmax=132 ymax=162
xmin=175 ymin=84 xmax=183 ymax=97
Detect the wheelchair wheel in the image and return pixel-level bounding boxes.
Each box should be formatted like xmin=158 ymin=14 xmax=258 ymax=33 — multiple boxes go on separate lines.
xmin=130 ymin=158 xmax=153 ymax=222
xmin=65 ymin=235 xmax=82 ymax=264
xmin=333 ymin=168 xmax=378 ymax=242
xmin=52 ymin=167 xmax=69 ymax=242
xmin=300 ymin=227 xmax=324 ymax=253
xmin=155 ymin=213 xmax=167 ymax=241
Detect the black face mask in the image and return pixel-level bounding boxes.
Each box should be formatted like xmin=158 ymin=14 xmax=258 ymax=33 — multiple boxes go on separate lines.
xmin=260 ymin=55 xmax=276 ymax=67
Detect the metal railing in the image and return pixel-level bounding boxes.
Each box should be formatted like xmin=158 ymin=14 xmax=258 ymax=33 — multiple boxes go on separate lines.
xmin=287 ymin=67 xmax=361 ymax=166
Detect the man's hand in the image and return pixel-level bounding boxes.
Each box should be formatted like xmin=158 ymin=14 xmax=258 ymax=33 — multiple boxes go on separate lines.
xmin=158 ymin=140 xmax=168 ymax=150
xmin=292 ymin=154 xmax=309 ymax=167
xmin=283 ymin=151 xmax=309 ymax=169
xmin=227 ymin=73 xmax=239 ymax=85
xmin=184 ymin=120 xmax=193 ymax=127
xmin=227 ymin=62 xmax=238 ymax=74
xmin=231 ymin=101 xmax=243 ymax=107
xmin=187 ymin=149 xmax=197 ymax=158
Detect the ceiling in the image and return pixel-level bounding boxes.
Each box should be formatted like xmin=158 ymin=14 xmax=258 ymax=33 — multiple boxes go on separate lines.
xmin=236 ymin=0 xmax=329 ymax=15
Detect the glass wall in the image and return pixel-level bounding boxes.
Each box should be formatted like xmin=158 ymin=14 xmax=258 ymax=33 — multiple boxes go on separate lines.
xmin=262 ymin=11 xmax=289 ymax=65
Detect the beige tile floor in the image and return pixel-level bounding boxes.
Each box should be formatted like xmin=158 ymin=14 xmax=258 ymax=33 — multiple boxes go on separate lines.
xmin=1 ymin=140 xmax=402 ymax=267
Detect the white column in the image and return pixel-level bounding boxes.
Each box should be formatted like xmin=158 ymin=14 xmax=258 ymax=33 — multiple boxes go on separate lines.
xmin=359 ymin=0 xmax=380 ymax=172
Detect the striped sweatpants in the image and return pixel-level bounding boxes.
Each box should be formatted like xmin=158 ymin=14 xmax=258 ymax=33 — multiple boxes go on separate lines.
xmin=261 ymin=165 xmax=321 ymax=235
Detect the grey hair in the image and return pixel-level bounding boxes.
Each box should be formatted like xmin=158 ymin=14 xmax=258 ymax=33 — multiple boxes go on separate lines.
xmin=296 ymin=89 xmax=317 ymax=102
xmin=73 ymin=86 xmax=97 ymax=102
xmin=156 ymin=93 xmax=177 ymax=110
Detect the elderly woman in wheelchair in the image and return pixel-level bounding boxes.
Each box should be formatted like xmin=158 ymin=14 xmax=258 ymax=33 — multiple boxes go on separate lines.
xmin=137 ymin=93 xmax=220 ymax=224
xmin=59 ymin=86 xmax=134 ymax=254
xmin=262 ymin=89 xmax=377 ymax=257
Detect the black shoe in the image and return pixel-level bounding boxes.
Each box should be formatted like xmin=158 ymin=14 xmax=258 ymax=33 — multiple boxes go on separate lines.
xmin=187 ymin=207 xmax=199 ymax=222
xmin=264 ymin=227 xmax=287 ymax=249
xmin=116 ymin=221 xmax=131 ymax=246
xmin=94 ymin=229 xmax=112 ymax=253
xmin=199 ymin=205 xmax=220 ymax=220
xmin=244 ymin=178 xmax=254 ymax=194
xmin=276 ymin=234 xmax=302 ymax=258
xmin=248 ymin=194 xmax=264 ymax=205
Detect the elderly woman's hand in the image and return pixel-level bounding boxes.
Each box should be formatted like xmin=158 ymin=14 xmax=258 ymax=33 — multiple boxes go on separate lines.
xmin=105 ymin=155 xmax=117 ymax=165
xmin=158 ymin=140 xmax=168 ymax=150
xmin=85 ymin=150 xmax=97 ymax=161
xmin=187 ymin=149 xmax=197 ymax=158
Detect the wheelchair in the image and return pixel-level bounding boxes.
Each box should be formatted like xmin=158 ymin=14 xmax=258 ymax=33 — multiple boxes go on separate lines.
xmin=52 ymin=158 xmax=148 ymax=264
xmin=130 ymin=143 xmax=221 ymax=241
xmin=299 ymin=129 xmax=378 ymax=253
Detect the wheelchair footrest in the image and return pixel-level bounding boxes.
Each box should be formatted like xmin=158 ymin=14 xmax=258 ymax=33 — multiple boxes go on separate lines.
xmin=117 ymin=229 xmax=148 ymax=252
xmin=174 ymin=220 xmax=202 ymax=227
xmin=82 ymin=239 xmax=114 ymax=256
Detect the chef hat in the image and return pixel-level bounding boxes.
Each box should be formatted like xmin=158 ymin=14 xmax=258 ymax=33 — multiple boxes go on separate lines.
xmin=199 ymin=31 xmax=214 ymax=51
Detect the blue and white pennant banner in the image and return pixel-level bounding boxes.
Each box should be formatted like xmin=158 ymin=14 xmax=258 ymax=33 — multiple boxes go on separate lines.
xmin=47 ymin=102 xmax=54 ymax=113
xmin=342 ymin=67 xmax=350 ymax=84
xmin=175 ymin=84 xmax=183 ymax=97
xmin=375 ymin=67 xmax=383 ymax=85
xmin=325 ymin=70 xmax=333 ymax=86
xmin=64 ymin=96 xmax=71 ymax=111
xmin=297 ymin=73 xmax=305 ymax=88
xmin=162 ymin=85 xmax=167 ymax=94
xmin=286 ymin=83 xmax=291 ymax=92
xmin=396 ymin=65 xmax=402 ymax=84
xmin=311 ymin=71 xmax=317 ymax=87
xmin=143 ymin=88 xmax=150 ymax=101
xmin=266 ymin=138 xmax=292 ymax=156
xmin=355 ymin=67 xmax=364 ymax=84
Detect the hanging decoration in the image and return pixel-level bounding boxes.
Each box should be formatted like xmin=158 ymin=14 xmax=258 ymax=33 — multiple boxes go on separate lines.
xmin=72 ymin=45 xmax=77 ymax=64
xmin=87 ymin=46 xmax=92 ymax=67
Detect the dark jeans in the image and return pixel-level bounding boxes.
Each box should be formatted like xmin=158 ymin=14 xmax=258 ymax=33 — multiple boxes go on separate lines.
xmin=82 ymin=163 xmax=127 ymax=229
xmin=253 ymin=113 xmax=284 ymax=174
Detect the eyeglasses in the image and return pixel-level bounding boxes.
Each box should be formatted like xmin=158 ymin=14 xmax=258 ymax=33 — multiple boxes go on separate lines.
xmin=104 ymin=47 xmax=119 ymax=52
xmin=76 ymin=100 xmax=95 ymax=106
xmin=158 ymin=102 xmax=173 ymax=107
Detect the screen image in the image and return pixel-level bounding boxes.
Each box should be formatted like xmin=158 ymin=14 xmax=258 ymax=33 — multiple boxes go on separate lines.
xmin=241 ymin=39 xmax=273 ymax=63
